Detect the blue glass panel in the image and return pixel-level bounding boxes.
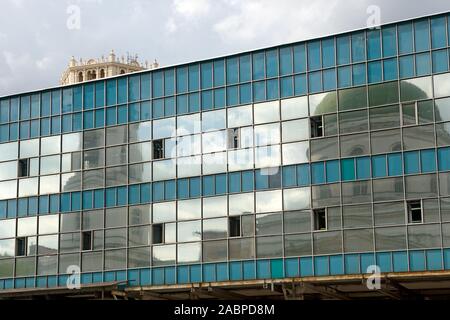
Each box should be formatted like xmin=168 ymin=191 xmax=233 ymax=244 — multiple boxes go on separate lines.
xmin=7 ymin=200 xmax=17 ymax=218
xmin=153 ymin=99 xmax=164 ymax=119
xmin=312 ymin=162 xmax=325 ymax=184
xmin=308 ymin=71 xmax=322 ymax=93
xmin=414 ymin=19 xmax=430 ymax=52
xmin=128 ymin=76 xmax=140 ymax=103
xmin=71 ymin=192 xmax=81 ymax=211
xmin=239 ymin=84 xmax=252 ymax=104
xmin=31 ymin=94 xmax=41 ymax=117
xmin=421 ymin=149 xmax=436 ymax=173
xmin=201 ymin=91 xmax=213 ymax=111
xmin=368 ymin=61 xmax=382 ymax=83
xmin=189 ymin=93 xmax=200 ymax=113
xmin=49 ymin=195 xmax=59 ymax=213
xmin=393 ymin=251 xmax=408 ymax=272
xmin=227 ymin=86 xmax=238 ymax=106
xmin=203 ymin=264 xmax=216 ymax=282
xmin=106 ymin=80 xmax=117 ymax=106
xmin=229 ymin=172 xmax=241 ymax=192
xmin=382 ymin=26 xmax=397 ymax=57
xmin=9 ymin=122 xmax=18 ymax=140
xmin=416 ymin=52 xmax=431 ymax=76
xmin=383 ymin=58 xmax=398 ymax=81
xmin=0 ymin=100 xmax=9 ymax=123
xmin=341 ymin=158 xmax=355 ymax=181
xmin=326 ymin=160 xmax=340 ymax=183
xmin=153 ymin=182 xmax=164 ymax=202
xmin=427 ymin=249 xmax=443 ymax=271
xmin=282 ymin=166 xmax=296 ymax=187
xmin=177 ymin=266 xmax=189 ymax=284
xmin=256 ymin=260 xmax=270 ymax=279
xmin=117 ymin=186 xmax=127 ymax=206
xmin=141 ymin=74 xmax=151 ymax=100
xmin=28 ymin=198 xmax=38 ymax=215
xmin=189 ymin=177 xmax=201 ymax=198
xmin=330 ymin=255 xmax=344 ymax=275
xmin=280 ymin=76 xmax=293 ymax=98
xmin=266 ymin=79 xmax=279 ymax=100
xmin=60 ymin=194 xmax=71 ymax=213
xmin=165 ymin=180 xmax=176 ymax=200
xmin=41 ymin=93 xmax=51 ymax=117
xmin=280 ymin=47 xmax=293 ymax=76
xmin=431 ymin=16 xmax=447 ymax=48
xmin=215 ymin=174 xmax=227 ymax=195
xmin=190 ymin=265 xmax=202 ymax=283
xmin=176 ymin=67 xmax=188 ymax=93
xmin=438 ymin=147 xmax=450 ymax=171
xmin=253 ymin=81 xmax=265 ymax=102
xmin=255 ymin=170 xmax=269 ymax=190
xmin=266 ymin=50 xmax=278 ymax=78
xmin=82 ymin=191 xmax=93 ymax=210
xmin=95 ymin=82 xmax=105 ymax=107
xmin=18 ymin=199 xmax=27 ymax=217
xmin=322 ymin=38 xmax=335 ymax=68
xmin=337 ymin=36 xmax=350 ymax=65
xmin=201 ymin=62 xmax=213 ymax=89
xmin=314 ymin=256 xmax=329 ymax=276
xmin=153 ymin=71 xmax=163 ymax=98
xmin=178 ymin=179 xmax=189 ymax=199
xmin=94 ymin=109 xmax=104 ymax=128
xmin=164 ymin=70 xmax=175 ymax=96
xmin=367 ymin=29 xmax=381 ymax=60
xmin=141 ymin=183 xmax=152 ymax=203
xmin=399 ymin=55 xmax=415 ymax=78
xmin=242 ymin=171 xmax=254 ymax=192
xmin=388 ymin=153 xmax=403 ymax=176
xmin=243 ymin=261 xmax=256 ymax=280
xmin=372 ymin=155 xmax=387 ymax=178
xmin=0 ymin=201 xmax=6 ymax=219
xmin=376 ymin=252 xmax=392 ymax=272
xmin=345 ymin=254 xmax=360 ymax=274
xmin=117 ymin=105 xmax=127 ymax=124
xmin=117 ymin=78 xmax=127 ymax=104
xmin=165 ymin=97 xmax=175 ymax=116
xmin=297 ymin=164 xmax=310 ymax=186
xmin=239 ymin=55 xmax=251 ymax=82
xmin=338 ymin=66 xmax=351 ymax=88
xmin=404 ymin=151 xmax=420 ymax=174
xmin=293 ymin=44 xmax=306 ymax=73
xmin=83 ymin=111 xmax=94 ymax=129
xmin=271 ymin=259 xmax=284 ymax=279
xmin=188 ymin=65 xmax=199 ymax=91
xmin=399 ymin=23 xmax=414 ymax=54
xmin=322 ymin=68 xmax=336 ymax=91
xmin=0 ymin=124 xmax=8 ymax=142
xmin=432 ymin=49 xmax=449 ymax=73
xmin=230 ymin=262 xmax=242 ymax=281
xmin=165 ymin=267 xmax=176 ymax=285
xmin=352 ymin=32 xmax=366 ymax=62
xmin=51 ymin=91 xmax=61 ymax=115
xmin=294 ymin=74 xmax=307 ymax=96
xmin=285 ymin=258 xmax=299 ymax=277
xmin=360 ymin=253 xmax=375 ymax=273
xmin=214 ymin=88 xmax=225 ymax=109
xmin=308 ymin=41 xmax=321 ymax=70
xmin=20 ymin=96 xmax=31 ymax=119
xmin=140 ymin=101 xmax=151 ymax=120
xmin=129 ymin=185 xmax=140 ymax=205
xmin=352 ymin=63 xmax=366 ymax=86
xmin=226 ymin=57 xmax=239 ymax=84
xmin=252 ymin=52 xmax=265 ymax=80
xmin=84 ymin=84 xmax=94 ymax=109
xmin=410 ymin=251 xmax=426 ymax=271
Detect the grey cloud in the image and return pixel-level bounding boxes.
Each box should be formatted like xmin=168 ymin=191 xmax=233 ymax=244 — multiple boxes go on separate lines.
xmin=0 ymin=0 xmax=449 ymax=96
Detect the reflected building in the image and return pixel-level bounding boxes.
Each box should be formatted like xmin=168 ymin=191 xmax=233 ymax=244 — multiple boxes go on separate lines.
xmin=1 ymin=12 xmax=450 ymax=299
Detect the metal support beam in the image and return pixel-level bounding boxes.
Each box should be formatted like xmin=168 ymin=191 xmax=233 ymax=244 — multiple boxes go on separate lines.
xmin=301 ymin=282 xmax=351 ymax=300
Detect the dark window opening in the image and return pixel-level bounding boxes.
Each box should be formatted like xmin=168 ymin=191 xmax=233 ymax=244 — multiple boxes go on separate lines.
xmin=229 ymin=216 xmax=241 ymax=237
xmin=152 ymin=224 xmax=164 ymax=244
xmin=310 ymin=116 xmax=323 ymax=138
xmin=314 ymin=209 xmax=327 ymax=231
xmin=16 ymin=238 xmax=27 ymax=257
xmin=18 ymin=159 xmax=30 ymax=177
xmin=82 ymin=231 xmax=93 ymax=251
xmin=153 ymin=140 xmax=165 ymax=160
xmin=408 ymin=200 xmax=422 ymax=224
xmin=228 ymin=128 xmax=240 ymax=149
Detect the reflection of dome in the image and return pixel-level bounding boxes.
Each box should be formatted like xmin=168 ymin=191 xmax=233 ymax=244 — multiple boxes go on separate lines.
xmin=87 ymin=59 xmax=96 ymax=65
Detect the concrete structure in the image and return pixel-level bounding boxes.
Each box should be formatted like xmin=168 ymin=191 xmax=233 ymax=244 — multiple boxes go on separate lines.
xmin=0 ymin=12 xmax=450 ymax=300
xmin=59 ymin=50 xmax=159 ymax=85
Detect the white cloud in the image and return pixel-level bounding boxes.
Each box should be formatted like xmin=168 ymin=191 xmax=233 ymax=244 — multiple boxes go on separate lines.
xmin=36 ymin=57 xmax=52 ymax=70
xmin=166 ymin=18 xmax=178 ymax=33
xmin=173 ymin=0 xmax=211 ymax=18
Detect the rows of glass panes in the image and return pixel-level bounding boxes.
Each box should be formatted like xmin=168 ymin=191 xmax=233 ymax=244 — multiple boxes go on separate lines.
xmin=1 ymin=73 xmax=450 ymax=202
xmin=1 ymin=15 xmax=450 ymax=145
xmin=1 ymin=184 xmax=450 ymax=277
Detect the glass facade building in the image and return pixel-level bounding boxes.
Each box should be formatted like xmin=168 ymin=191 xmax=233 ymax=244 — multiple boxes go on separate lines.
xmin=1 ymin=12 xmax=450 ymax=290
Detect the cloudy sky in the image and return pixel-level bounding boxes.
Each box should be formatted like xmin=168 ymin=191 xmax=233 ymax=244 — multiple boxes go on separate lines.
xmin=0 ymin=0 xmax=449 ymax=96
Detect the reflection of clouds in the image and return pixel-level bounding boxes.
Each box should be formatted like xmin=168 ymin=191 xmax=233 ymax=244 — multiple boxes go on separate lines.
xmin=177 ymin=242 xmax=201 ymax=263
xmin=202 ymin=130 xmax=227 ymax=153
xmin=283 ymin=188 xmax=310 ymax=211
xmin=0 ymin=239 xmax=14 ymax=257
